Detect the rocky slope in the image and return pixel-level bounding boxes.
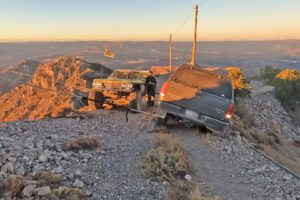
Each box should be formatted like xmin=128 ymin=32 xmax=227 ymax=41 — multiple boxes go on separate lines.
xmin=0 ymin=110 xmax=165 ymax=200
xmin=0 ymin=60 xmax=40 ymax=95
xmin=0 ymin=56 xmax=112 ymax=123
xmin=0 ymin=109 xmax=299 ymax=200
xmin=241 ymin=81 xmax=300 ymax=140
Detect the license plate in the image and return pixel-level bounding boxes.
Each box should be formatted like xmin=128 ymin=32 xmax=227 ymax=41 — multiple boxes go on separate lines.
xmin=185 ymin=110 xmax=198 ymax=119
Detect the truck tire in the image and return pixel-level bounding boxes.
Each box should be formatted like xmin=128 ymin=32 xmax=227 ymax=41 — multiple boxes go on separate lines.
xmin=155 ymin=115 xmax=169 ymax=127
xmin=88 ymin=89 xmax=105 ymax=109
xmin=129 ymin=91 xmax=142 ymax=111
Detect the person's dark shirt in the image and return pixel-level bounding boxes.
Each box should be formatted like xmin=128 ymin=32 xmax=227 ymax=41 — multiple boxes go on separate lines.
xmin=145 ymin=75 xmax=156 ymax=93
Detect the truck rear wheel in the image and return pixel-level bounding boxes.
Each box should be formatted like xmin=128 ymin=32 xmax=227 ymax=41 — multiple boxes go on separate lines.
xmin=129 ymin=91 xmax=142 ymax=111
xmin=88 ymin=89 xmax=105 ymax=109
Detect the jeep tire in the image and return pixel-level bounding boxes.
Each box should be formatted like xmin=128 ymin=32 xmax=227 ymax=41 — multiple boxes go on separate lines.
xmin=88 ymin=89 xmax=105 ymax=109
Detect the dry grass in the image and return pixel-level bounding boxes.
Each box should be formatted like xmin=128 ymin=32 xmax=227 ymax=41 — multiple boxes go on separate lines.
xmin=257 ymin=144 xmax=300 ymax=175
xmin=140 ymin=134 xmax=190 ymax=180
xmin=233 ymin=105 xmax=299 ymax=174
xmin=166 ymin=180 xmax=216 ymax=200
xmin=234 ymin=101 xmax=252 ymax=129
xmin=47 ymin=187 xmax=84 ymax=200
xmin=5 ymin=175 xmax=25 ymax=198
xmin=35 ymin=171 xmax=61 ymax=186
xmin=233 ymin=101 xmax=283 ymax=148
xmin=0 ymin=172 xmax=85 ymax=200
xmin=67 ymin=135 xmax=100 ymax=150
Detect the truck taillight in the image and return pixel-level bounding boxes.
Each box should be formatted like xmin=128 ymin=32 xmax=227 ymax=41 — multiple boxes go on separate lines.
xmin=159 ymin=82 xmax=169 ymax=101
xmin=225 ymin=103 xmax=234 ymax=120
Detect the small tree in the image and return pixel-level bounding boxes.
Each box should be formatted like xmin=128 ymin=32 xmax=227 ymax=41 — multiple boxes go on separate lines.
xmin=261 ymin=65 xmax=281 ymax=83
xmin=224 ymin=67 xmax=247 ymax=90
xmin=276 ymin=69 xmax=299 ymax=80
xmin=261 ymin=66 xmax=300 ymax=112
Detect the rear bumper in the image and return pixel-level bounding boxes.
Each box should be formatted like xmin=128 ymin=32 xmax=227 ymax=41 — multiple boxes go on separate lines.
xmin=158 ymin=101 xmax=229 ymax=132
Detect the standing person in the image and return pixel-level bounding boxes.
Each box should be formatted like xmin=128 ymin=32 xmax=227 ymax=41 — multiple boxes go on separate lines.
xmin=145 ymin=71 xmax=157 ymax=106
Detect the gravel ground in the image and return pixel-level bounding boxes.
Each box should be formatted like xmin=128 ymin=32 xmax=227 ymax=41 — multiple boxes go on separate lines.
xmin=0 ymin=110 xmax=165 ymax=200
xmin=1 ymin=109 xmax=299 ymax=200
xmin=166 ymin=122 xmax=300 ymax=200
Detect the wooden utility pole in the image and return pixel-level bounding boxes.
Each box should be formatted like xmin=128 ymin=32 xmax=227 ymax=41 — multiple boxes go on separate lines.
xmin=169 ymin=34 xmax=172 ymax=73
xmin=191 ymin=4 xmax=198 ymax=67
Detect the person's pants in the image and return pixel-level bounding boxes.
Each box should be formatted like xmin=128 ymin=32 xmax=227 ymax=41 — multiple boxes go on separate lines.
xmin=147 ymin=93 xmax=155 ymax=106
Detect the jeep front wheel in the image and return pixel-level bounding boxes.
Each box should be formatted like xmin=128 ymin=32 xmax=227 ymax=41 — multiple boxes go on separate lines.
xmin=88 ymin=89 xmax=105 ymax=109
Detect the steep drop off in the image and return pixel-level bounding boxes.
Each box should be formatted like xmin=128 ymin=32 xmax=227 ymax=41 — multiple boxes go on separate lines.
xmin=0 ymin=56 xmax=112 ymax=122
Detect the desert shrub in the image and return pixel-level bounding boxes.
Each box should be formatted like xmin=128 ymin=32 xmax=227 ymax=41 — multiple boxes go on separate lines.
xmin=166 ymin=180 xmax=215 ymax=200
xmin=35 ymin=171 xmax=61 ymax=186
xmin=276 ymin=69 xmax=299 ymax=80
xmin=189 ymin=185 xmax=213 ymax=200
xmin=257 ymin=144 xmax=300 ymax=175
xmin=5 ymin=175 xmax=25 ymax=197
xmin=239 ymin=129 xmax=255 ymax=143
xmin=251 ymin=132 xmax=275 ymax=146
xmin=140 ymin=134 xmax=190 ymax=180
xmin=47 ymin=187 xmax=84 ymax=200
xmin=270 ymin=125 xmax=283 ymax=145
xmin=234 ymin=101 xmax=252 ymax=129
xmin=224 ymin=67 xmax=247 ymax=90
xmin=261 ymin=66 xmax=300 ymax=110
xmin=249 ymin=128 xmax=282 ymax=149
xmin=261 ymin=65 xmax=281 ymax=83
xmin=67 ymin=135 xmax=100 ymax=150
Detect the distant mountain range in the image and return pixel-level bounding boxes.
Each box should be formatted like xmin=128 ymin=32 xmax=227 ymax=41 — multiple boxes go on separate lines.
xmin=0 ymin=40 xmax=299 ymax=77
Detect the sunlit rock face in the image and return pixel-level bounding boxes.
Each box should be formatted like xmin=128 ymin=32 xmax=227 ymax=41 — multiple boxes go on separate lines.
xmin=0 ymin=56 xmax=111 ymax=122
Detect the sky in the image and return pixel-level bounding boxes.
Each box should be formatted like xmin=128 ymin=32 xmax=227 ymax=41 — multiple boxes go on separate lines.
xmin=0 ymin=0 xmax=300 ymax=42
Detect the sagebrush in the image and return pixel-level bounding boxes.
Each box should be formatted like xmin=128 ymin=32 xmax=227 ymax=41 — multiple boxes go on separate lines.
xmin=67 ymin=135 xmax=100 ymax=150
xmin=140 ymin=134 xmax=190 ymax=180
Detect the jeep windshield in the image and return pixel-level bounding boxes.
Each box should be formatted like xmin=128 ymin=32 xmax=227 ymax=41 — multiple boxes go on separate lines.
xmin=109 ymin=71 xmax=145 ymax=80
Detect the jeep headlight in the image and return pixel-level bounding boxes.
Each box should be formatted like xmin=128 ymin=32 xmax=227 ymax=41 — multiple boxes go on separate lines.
xmin=93 ymin=82 xmax=104 ymax=88
xmin=98 ymin=83 xmax=104 ymax=88
xmin=121 ymin=83 xmax=133 ymax=89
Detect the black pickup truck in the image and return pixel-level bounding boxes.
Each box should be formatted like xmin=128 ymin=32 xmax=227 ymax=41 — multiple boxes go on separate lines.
xmin=156 ymin=64 xmax=234 ymax=132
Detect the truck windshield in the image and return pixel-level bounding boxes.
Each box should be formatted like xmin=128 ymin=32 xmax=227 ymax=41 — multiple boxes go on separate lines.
xmin=109 ymin=71 xmax=144 ymax=80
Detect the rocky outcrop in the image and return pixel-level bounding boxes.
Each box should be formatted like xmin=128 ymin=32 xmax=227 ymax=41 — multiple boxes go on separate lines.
xmin=239 ymin=81 xmax=300 ymax=139
xmin=0 ymin=110 xmax=164 ymax=200
xmin=0 ymin=56 xmax=112 ymax=122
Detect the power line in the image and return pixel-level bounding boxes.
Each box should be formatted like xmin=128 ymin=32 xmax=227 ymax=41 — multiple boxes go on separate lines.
xmin=173 ymin=11 xmax=194 ymax=36
xmin=172 ymin=0 xmax=209 ymax=37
